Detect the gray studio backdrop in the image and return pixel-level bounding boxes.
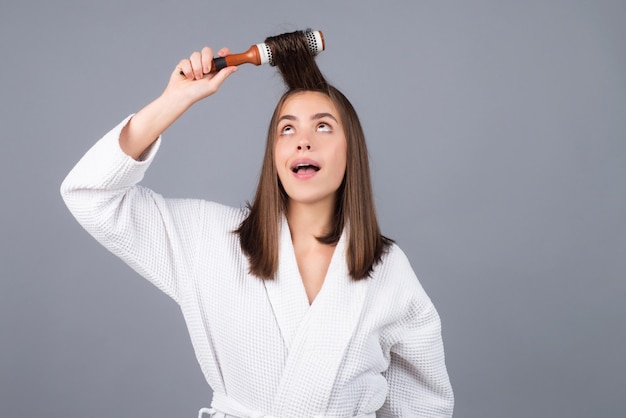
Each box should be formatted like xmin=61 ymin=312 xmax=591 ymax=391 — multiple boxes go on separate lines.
xmin=1 ymin=1 xmax=624 ymax=417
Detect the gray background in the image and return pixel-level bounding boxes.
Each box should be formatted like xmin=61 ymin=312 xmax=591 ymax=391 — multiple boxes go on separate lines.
xmin=1 ymin=1 xmax=624 ymax=417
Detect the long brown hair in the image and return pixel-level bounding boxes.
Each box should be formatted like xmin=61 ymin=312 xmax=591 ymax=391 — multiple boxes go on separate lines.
xmin=235 ymin=29 xmax=392 ymax=280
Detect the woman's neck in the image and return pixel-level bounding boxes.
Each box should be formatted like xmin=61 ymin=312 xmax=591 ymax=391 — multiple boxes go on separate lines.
xmin=286 ymin=199 xmax=334 ymax=245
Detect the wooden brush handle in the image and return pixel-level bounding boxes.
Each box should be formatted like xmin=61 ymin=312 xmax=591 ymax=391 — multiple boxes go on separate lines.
xmin=179 ymin=45 xmax=261 ymax=76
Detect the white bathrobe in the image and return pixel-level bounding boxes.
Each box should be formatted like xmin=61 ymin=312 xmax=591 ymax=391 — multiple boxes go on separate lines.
xmin=60 ymin=116 xmax=454 ymax=417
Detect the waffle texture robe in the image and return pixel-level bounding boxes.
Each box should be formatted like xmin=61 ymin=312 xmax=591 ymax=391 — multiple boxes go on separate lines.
xmin=60 ymin=116 xmax=454 ymax=417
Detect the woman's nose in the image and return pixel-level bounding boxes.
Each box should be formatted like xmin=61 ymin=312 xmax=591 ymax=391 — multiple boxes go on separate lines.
xmin=297 ymin=134 xmax=311 ymax=151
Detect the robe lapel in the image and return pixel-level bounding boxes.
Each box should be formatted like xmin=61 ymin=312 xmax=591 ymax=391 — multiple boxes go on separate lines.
xmin=263 ymin=217 xmax=310 ymax=350
xmin=270 ymin=228 xmax=371 ymax=416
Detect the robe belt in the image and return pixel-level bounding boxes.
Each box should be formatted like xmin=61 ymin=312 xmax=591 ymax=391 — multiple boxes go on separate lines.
xmin=198 ymin=392 xmax=376 ymax=418
xmin=198 ymin=392 xmax=275 ymax=418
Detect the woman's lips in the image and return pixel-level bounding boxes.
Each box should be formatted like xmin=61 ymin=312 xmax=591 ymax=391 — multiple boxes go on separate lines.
xmin=290 ymin=158 xmax=320 ymax=177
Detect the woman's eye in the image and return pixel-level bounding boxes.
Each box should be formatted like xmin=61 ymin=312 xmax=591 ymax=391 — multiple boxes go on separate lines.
xmin=280 ymin=125 xmax=295 ymax=135
xmin=317 ymin=123 xmax=332 ymax=132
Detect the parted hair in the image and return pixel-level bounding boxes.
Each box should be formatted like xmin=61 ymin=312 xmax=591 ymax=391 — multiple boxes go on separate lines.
xmin=235 ymin=30 xmax=392 ymax=280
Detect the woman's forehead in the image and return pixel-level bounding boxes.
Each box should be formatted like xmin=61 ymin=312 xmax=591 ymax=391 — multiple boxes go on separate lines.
xmin=278 ymin=91 xmax=339 ymax=118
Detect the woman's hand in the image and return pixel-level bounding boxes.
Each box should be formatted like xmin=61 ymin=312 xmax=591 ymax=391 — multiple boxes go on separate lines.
xmin=163 ymin=46 xmax=238 ymax=107
xmin=119 ymin=46 xmax=237 ymax=159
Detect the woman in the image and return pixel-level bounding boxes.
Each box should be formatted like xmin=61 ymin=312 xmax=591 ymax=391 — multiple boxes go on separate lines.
xmin=61 ymin=43 xmax=454 ymax=417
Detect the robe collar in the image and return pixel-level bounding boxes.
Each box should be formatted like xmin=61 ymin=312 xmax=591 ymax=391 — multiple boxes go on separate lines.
xmin=264 ymin=216 xmax=371 ymax=415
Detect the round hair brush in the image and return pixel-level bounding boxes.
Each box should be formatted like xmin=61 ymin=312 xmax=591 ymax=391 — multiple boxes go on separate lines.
xmin=180 ymin=30 xmax=325 ymax=74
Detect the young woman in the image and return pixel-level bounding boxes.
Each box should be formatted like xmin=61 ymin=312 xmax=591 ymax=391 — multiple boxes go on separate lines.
xmin=61 ymin=44 xmax=454 ymax=417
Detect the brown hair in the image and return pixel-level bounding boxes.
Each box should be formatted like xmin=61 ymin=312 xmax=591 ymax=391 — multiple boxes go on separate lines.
xmin=264 ymin=29 xmax=328 ymax=91
xmin=235 ymin=30 xmax=392 ymax=280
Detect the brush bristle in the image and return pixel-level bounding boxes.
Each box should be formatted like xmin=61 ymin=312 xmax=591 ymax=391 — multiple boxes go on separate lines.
xmin=258 ymin=29 xmax=325 ymax=67
xmin=265 ymin=28 xmax=327 ymax=90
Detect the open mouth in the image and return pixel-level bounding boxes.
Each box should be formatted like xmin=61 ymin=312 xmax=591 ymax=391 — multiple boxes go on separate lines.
xmin=292 ymin=163 xmax=320 ymax=174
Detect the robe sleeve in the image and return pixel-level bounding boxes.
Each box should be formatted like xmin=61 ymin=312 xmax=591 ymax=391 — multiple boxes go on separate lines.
xmin=378 ymin=250 xmax=455 ymax=417
xmin=60 ymin=115 xmax=200 ymax=304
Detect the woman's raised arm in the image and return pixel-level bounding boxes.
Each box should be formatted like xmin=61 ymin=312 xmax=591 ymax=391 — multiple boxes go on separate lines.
xmin=119 ymin=46 xmax=237 ymax=160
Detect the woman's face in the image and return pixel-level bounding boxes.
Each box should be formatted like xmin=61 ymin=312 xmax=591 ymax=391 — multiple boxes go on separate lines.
xmin=274 ymin=91 xmax=348 ymax=208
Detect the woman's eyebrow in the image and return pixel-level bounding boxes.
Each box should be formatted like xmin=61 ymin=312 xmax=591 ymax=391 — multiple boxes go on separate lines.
xmin=277 ymin=113 xmax=338 ymax=123
xmin=277 ymin=114 xmax=297 ymax=123
xmin=312 ymin=112 xmax=338 ymax=122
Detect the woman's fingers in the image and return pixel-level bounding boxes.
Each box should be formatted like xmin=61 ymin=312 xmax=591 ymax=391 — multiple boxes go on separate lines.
xmin=167 ymin=46 xmax=237 ymax=105
xmin=201 ymin=46 xmax=214 ymax=75
xmin=179 ymin=47 xmax=228 ymax=80
xmin=177 ymin=58 xmax=193 ymax=79
xmin=217 ymin=47 xmax=231 ymax=57
xmin=210 ymin=65 xmax=238 ymax=89
xmin=189 ymin=51 xmax=204 ymax=80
